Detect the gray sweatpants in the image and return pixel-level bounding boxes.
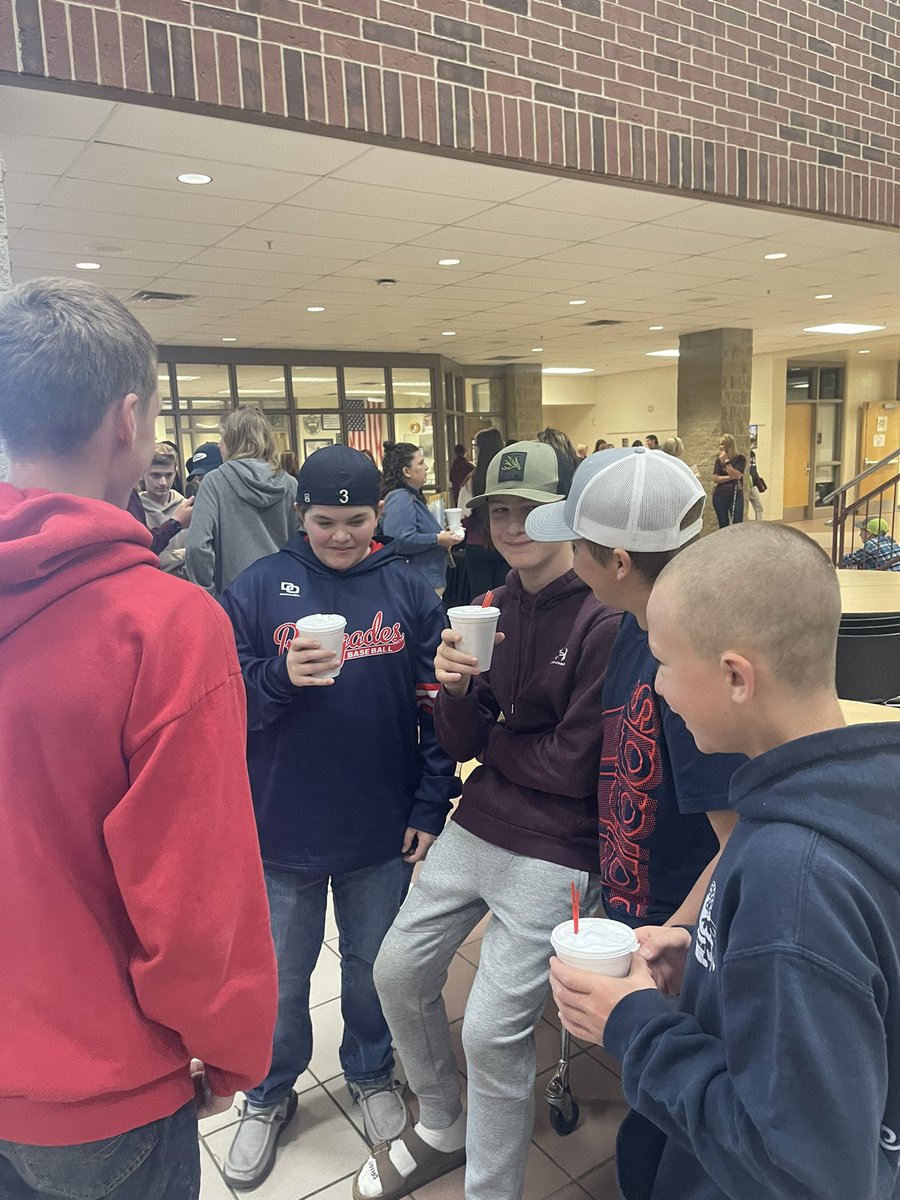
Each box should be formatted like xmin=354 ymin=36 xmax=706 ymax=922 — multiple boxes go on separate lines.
xmin=374 ymin=821 xmax=601 ymax=1200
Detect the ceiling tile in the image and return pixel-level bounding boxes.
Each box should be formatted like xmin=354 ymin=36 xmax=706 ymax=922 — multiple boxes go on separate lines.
xmin=512 ymin=177 xmax=703 ymax=220
xmin=2 ymin=132 xmax=87 ymax=175
xmin=0 ymin=87 xmax=115 ymax=139
xmin=249 ymin=205 xmax=438 ymax=244
xmin=46 ymin=176 xmax=272 ymax=225
xmin=98 ymin=105 xmax=369 ymax=174
xmin=284 ymin=176 xmax=494 ymax=224
xmin=24 ymin=204 xmax=235 ymax=248
xmin=68 ymin=142 xmax=318 ymax=204
xmin=334 ymin=146 xmax=552 ymax=201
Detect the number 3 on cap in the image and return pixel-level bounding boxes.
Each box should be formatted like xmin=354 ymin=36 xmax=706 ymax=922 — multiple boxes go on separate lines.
xmin=339 ymin=488 xmax=349 ymax=504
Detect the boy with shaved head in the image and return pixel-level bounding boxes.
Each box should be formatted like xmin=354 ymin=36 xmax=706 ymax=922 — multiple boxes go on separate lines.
xmin=551 ymin=523 xmax=900 ymax=1200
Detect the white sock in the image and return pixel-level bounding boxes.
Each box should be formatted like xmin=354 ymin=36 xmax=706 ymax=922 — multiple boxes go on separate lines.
xmin=355 ymin=1111 xmax=466 ymax=1198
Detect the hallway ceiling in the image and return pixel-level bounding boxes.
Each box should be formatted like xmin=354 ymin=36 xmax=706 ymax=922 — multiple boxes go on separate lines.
xmin=3 ymin=83 xmax=899 ymax=376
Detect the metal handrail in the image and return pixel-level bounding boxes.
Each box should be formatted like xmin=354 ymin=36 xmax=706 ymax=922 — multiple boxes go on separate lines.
xmin=822 ymin=445 xmax=900 ymax=505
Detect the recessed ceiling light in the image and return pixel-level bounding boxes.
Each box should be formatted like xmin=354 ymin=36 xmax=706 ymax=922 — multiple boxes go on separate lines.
xmin=858 ymin=349 xmax=871 ymax=354
xmin=542 ymin=367 xmax=595 ymax=375
xmin=177 ymin=172 xmax=212 ymax=185
xmin=568 ymin=299 xmax=587 ymax=306
xmin=442 ymin=330 xmax=457 ymax=336
xmin=222 ymin=337 xmax=237 ymax=342
xmin=438 ymin=258 xmax=461 ymax=266
xmin=764 ymin=252 xmax=788 ymax=260
xmin=815 ymin=293 xmax=833 ymax=300
xmin=307 ymin=306 xmax=325 ymax=313
xmin=649 ymin=325 xmax=664 ymax=331
xmin=803 ymin=323 xmax=885 ymax=334
xmin=75 ymin=261 xmax=101 ymax=270
xmin=531 ymin=346 xmax=543 ymax=352
xmin=158 ymin=373 xmax=200 ymax=382
xmin=646 ymin=349 xmax=680 ymax=357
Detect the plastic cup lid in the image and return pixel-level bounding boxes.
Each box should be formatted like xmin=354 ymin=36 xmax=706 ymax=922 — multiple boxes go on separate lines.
xmin=296 ymin=613 xmax=346 ymax=631
xmin=447 ymin=605 xmax=501 ymax=620
xmin=551 ymin=919 xmax=638 ymax=957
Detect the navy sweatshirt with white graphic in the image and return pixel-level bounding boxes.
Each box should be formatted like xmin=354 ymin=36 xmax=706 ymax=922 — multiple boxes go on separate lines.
xmin=221 ymin=535 xmax=460 ymax=874
xmin=604 ymin=724 xmax=900 ymax=1200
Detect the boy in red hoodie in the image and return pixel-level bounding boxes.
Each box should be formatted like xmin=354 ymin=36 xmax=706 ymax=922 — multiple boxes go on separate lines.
xmin=0 ymin=279 xmax=278 ymax=1199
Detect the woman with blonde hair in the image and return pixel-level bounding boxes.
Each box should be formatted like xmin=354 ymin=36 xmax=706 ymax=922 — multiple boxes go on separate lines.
xmin=662 ymin=436 xmax=684 ymax=458
xmin=711 ymin=433 xmax=746 ymax=528
xmin=186 ymin=406 xmax=298 ymax=596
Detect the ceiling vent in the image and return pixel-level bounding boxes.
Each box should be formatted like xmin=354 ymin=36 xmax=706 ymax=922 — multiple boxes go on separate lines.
xmin=585 ymin=319 xmax=623 ymax=327
xmin=128 ymin=290 xmax=194 ymax=305
xmin=486 ymin=354 xmax=527 ymax=361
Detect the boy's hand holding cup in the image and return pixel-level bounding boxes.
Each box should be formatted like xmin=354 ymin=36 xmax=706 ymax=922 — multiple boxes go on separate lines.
xmin=288 ymin=615 xmax=347 ymax=687
xmin=435 ymin=617 xmax=504 ymax=698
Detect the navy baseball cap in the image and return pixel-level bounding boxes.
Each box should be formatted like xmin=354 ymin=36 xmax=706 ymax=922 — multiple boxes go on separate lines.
xmin=185 ymin=442 xmax=223 ymax=476
xmin=297 ymin=444 xmax=381 ymax=507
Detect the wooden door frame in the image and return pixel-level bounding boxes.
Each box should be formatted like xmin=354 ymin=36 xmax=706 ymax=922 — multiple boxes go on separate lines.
xmin=783 ymin=401 xmax=814 ymax=521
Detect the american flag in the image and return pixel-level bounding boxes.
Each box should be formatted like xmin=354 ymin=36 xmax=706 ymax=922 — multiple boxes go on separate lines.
xmin=346 ymin=396 xmax=385 ymax=465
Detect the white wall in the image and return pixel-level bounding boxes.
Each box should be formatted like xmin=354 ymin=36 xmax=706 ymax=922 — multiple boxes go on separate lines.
xmin=843 ymin=358 xmax=897 ymax=482
xmin=750 ymin=353 xmax=787 ymax=521
xmin=540 ymin=353 xmax=898 ymax=523
xmin=542 ymin=366 xmax=677 ymax=449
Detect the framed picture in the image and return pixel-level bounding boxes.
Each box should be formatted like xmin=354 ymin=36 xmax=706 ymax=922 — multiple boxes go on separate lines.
xmin=303 ymin=438 xmax=332 ymax=457
xmin=322 ymin=414 xmax=341 ymax=431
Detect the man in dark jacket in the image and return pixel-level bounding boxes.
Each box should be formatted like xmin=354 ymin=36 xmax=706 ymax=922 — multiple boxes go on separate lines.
xmin=355 ymin=441 xmax=622 ymax=1200
xmin=551 ymin=523 xmax=900 ymax=1200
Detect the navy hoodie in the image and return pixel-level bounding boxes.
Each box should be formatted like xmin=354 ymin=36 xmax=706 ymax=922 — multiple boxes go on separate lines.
xmin=221 ymin=536 xmax=460 ymax=874
xmin=605 ymin=724 xmax=900 ymax=1200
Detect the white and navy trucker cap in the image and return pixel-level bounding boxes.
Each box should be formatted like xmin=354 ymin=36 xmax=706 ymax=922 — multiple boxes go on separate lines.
xmin=525 ymin=445 xmax=706 ymax=553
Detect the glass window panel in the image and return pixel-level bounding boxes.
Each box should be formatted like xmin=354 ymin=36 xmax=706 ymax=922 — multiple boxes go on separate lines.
xmin=180 ymin=416 xmax=226 ymax=469
xmin=235 ymin=365 xmax=287 ymax=410
xmin=344 ymin=369 xmax=388 ymax=467
xmin=292 ymin=367 xmax=339 ymax=409
xmin=294 ymin=415 xmax=344 ymax=469
xmin=154 ymin=415 xmax=177 ymax=444
xmin=396 ymin=412 xmax=436 ymax=488
xmin=157 ymin=365 xmax=173 ymax=409
xmin=391 ymin=367 xmax=434 ymax=409
xmin=786 ymin=367 xmax=813 ymax=400
xmin=818 ymin=367 xmax=843 ymax=400
xmin=173 ymin=364 xmax=232 ymax=410
xmin=815 ymin=404 xmax=841 ymax=464
xmin=466 ymin=379 xmax=493 ymax=414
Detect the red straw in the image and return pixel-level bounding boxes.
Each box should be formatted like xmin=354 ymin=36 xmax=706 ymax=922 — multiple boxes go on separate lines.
xmin=482 ymin=590 xmax=494 ymax=608
xmin=571 ymin=881 xmax=579 ymax=934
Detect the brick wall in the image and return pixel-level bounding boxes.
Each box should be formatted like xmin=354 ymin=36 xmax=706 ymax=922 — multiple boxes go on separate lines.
xmin=4 ymin=0 xmax=900 ymax=223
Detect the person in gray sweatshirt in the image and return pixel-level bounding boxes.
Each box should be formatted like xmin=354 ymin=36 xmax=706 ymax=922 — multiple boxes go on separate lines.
xmin=186 ymin=407 xmax=297 ymax=597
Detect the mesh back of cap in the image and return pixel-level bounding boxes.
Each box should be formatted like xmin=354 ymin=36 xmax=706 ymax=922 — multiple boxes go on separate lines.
xmin=570 ymin=449 xmax=705 ymax=552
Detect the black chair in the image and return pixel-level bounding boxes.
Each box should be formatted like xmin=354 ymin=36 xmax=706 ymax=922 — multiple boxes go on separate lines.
xmin=836 ymin=632 xmax=900 ymax=703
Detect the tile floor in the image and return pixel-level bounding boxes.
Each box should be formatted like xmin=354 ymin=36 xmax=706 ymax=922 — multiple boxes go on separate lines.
xmin=197 ymin=896 xmax=627 ymax=1200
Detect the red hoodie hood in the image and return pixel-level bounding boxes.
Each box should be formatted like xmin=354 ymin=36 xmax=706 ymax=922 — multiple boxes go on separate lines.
xmin=0 ymin=483 xmax=155 ymax=641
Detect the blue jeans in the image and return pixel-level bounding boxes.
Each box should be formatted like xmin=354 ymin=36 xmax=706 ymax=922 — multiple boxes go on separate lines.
xmin=713 ymin=487 xmax=744 ymax=527
xmin=0 ymin=1102 xmax=199 ymax=1199
xmin=249 ymin=855 xmax=413 ymax=1106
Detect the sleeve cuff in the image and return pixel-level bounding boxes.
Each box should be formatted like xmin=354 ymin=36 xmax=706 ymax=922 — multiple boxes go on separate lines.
xmin=604 ymin=988 xmax=674 ymax=1061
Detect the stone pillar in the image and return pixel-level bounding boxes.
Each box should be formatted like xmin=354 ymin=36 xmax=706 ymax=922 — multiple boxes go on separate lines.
xmin=677 ymin=328 xmax=753 ymax=534
xmin=503 ymin=363 xmax=542 ymax=442
xmin=0 ymin=150 xmax=9 ymax=481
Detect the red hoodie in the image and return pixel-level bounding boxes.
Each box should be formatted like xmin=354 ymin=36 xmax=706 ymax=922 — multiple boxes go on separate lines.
xmin=0 ymin=484 xmax=278 ymax=1146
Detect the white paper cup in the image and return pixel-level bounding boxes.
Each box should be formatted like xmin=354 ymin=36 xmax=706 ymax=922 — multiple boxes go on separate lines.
xmin=447 ymin=605 xmax=501 ymax=671
xmin=295 ymin=613 xmax=347 ymax=679
xmin=550 ymin=918 xmax=639 ymax=978
xmin=445 ymin=507 xmax=463 ymax=532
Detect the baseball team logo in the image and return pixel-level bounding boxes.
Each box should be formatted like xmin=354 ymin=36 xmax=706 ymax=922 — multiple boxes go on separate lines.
xmin=274 ymin=610 xmax=406 ymax=660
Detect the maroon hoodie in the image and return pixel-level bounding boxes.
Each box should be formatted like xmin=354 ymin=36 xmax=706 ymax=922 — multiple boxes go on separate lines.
xmin=434 ymin=569 xmax=621 ymax=873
